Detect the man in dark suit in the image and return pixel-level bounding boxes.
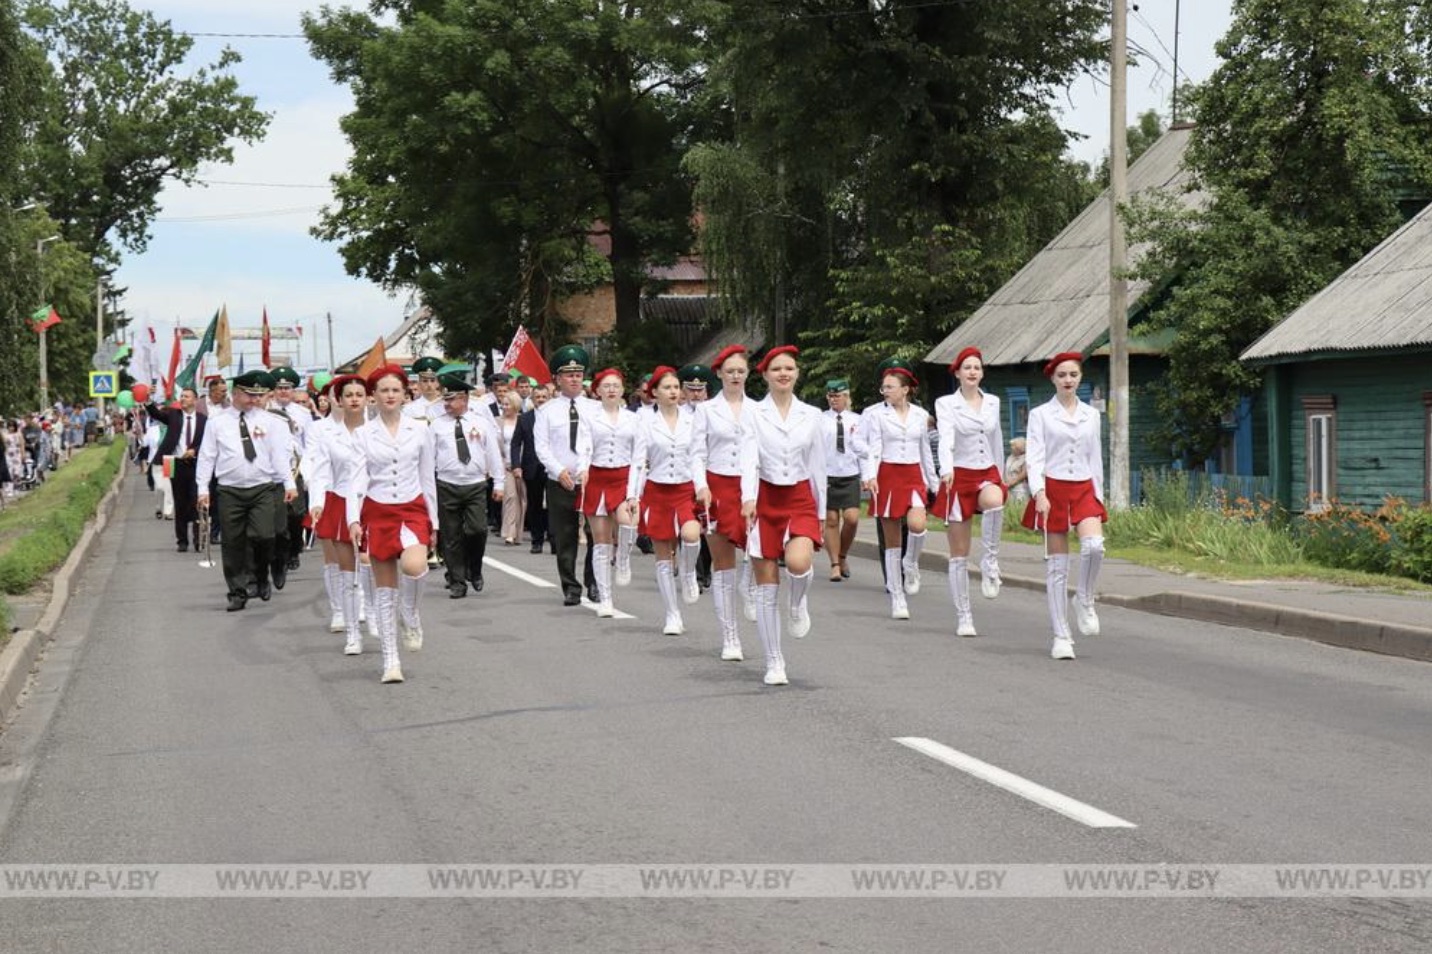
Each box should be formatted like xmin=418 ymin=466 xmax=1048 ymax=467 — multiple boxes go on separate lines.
xmin=148 ymin=387 xmax=206 ymax=552
xmin=509 ymin=385 xmax=550 ymax=554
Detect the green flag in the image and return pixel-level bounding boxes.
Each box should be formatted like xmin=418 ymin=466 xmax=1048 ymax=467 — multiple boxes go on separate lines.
xmin=176 ymin=309 xmax=220 ymax=391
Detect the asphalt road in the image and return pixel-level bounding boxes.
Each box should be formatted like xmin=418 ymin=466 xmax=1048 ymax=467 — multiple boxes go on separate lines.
xmin=1 ymin=482 xmax=1431 ymax=952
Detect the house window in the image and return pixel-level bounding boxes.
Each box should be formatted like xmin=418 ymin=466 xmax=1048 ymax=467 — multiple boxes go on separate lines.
xmin=1007 ymin=387 xmax=1029 ymax=439
xmin=1303 ymin=395 xmax=1336 ymax=511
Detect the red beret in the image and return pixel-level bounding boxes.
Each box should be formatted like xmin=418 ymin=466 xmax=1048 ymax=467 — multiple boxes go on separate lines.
xmin=756 ymin=345 xmax=799 ymax=374
xmin=591 ymin=367 xmax=624 ymax=388
xmin=367 ymin=363 xmax=408 ymax=392
xmin=882 ymin=366 xmax=918 ymax=387
xmin=328 ymin=373 xmax=370 ymax=398
xmin=646 ymin=365 xmax=677 ymax=396
xmin=949 ymin=347 xmax=983 ymax=374
xmin=1042 ymin=352 xmax=1084 ymax=378
xmin=713 ymin=344 xmax=748 ymax=370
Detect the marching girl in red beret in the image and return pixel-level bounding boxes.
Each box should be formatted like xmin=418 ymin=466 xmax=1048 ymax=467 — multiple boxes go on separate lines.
xmin=861 ymin=363 xmax=938 ymax=620
xmin=629 ymin=367 xmax=703 ymax=636
xmin=693 ymin=344 xmax=755 ymax=662
xmin=739 ymin=346 xmax=826 ymax=686
xmin=1022 ymin=352 xmax=1107 ymax=660
xmin=304 ymin=374 xmax=371 ymax=655
xmin=933 ymin=348 xmax=1007 ymax=637
xmin=581 ymin=368 xmax=644 ymax=618
xmin=347 ymin=365 xmax=439 ymax=683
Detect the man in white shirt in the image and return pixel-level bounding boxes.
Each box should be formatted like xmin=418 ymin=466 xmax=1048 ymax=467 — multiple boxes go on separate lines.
xmin=403 ymin=356 xmax=445 ymax=421
xmin=430 ymin=373 xmax=505 ymax=598
xmin=533 ymin=345 xmax=596 ymax=605
xmin=267 ymin=366 xmax=310 ymax=583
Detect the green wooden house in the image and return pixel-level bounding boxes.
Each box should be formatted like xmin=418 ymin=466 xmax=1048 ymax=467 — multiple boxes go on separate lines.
xmin=1241 ymin=204 xmax=1432 ymax=510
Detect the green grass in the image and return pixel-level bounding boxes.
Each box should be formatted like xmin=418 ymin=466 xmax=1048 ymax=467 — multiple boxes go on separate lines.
xmin=0 ymin=441 xmax=127 ymax=645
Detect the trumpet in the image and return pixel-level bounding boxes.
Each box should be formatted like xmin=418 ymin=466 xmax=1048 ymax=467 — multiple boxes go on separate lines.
xmin=198 ymin=508 xmax=215 ymax=569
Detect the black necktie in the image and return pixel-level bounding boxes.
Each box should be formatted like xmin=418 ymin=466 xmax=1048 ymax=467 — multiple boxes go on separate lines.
xmin=455 ymin=418 xmax=471 ymax=464
xmin=568 ymin=399 xmax=579 ymax=452
xmin=239 ymin=414 xmax=257 ymax=462
xmin=836 ymin=413 xmax=845 ymax=454
xmin=184 ymin=415 xmax=192 ymax=450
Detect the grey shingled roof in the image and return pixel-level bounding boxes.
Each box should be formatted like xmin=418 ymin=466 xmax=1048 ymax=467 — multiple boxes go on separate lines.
xmin=1242 ymin=202 xmax=1432 ymax=363
xmin=926 ymin=125 xmax=1201 ymax=368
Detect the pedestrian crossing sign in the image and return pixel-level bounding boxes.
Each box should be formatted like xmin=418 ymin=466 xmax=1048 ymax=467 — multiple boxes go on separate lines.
xmin=89 ymin=371 xmax=118 ymax=397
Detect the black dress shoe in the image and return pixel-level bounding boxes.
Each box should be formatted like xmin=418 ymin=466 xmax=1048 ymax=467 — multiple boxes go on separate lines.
xmin=469 ymin=576 xmax=484 ymax=593
xmin=177 ymin=542 xmax=188 ymax=553
xmin=586 ymin=584 xmax=600 ymax=604
xmin=271 ymin=563 xmax=287 ymax=590
xmin=226 ymin=593 xmax=247 ymax=612
xmin=448 ymin=583 xmax=467 ymax=599
xmin=286 ymin=555 xmax=301 ymax=571
xmin=257 ymin=580 xmax=272 ymax=601
xmin=530 ymin=542 xmax=543 ymax=554
xmin=563 ymin=591 xmax=581 ymax=606
xmin=246 ymin=582 xmax=260 ymax=599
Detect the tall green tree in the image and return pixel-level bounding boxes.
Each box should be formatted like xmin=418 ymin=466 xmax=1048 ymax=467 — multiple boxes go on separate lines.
xmin=688 ymin=0 xmax=1105 ymax=386
xmin=1127 ymin=0 xmax=1432 ymax=459
xmin=305 ymin=0 xmax=718 ymax=356
xmin=21 ymin=0 xmax=270 ymax=262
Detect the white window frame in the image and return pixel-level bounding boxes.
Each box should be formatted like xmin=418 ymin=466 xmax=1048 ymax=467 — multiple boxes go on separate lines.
xmin=1302 ymin=395 xmax=1336 ymax=512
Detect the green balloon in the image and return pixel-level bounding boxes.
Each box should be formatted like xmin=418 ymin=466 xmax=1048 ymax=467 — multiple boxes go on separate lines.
xmin=313 ymin=371 xmax=334 ymax=392
xmin=116 ymin=390 xmax=135 ymax=408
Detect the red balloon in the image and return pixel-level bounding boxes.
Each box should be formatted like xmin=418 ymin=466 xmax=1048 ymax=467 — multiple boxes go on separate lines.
xmin=132 ymin=383 xmax=151 ymax=403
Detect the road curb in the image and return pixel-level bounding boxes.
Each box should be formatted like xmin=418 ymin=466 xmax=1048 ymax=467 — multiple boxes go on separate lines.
xmin=847 ymin=538 xmax=1432 ymax=663
xmin=0 ymin=460 xmax=128 ymax=727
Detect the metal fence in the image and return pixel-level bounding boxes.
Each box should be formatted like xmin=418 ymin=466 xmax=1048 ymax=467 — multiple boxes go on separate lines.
xmin=1129 ymin=470 xmax=1274 ymax=507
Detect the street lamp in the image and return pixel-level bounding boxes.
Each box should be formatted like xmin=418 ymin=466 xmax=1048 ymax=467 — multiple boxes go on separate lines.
xmin=36 ymin=235 xmax=61 ymax=410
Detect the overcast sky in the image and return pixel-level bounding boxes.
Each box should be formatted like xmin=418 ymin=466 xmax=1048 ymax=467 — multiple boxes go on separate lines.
xmin=115 ymin=0 xmax=1233 ymax=371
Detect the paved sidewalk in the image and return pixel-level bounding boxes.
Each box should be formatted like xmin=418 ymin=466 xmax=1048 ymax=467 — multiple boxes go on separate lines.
xmin=845 ymin=519 xmax=1432 ymax=663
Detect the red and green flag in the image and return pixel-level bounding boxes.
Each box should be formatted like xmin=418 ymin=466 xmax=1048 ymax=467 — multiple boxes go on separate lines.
xmin=29 ymin=304 xmax=62 ymax=333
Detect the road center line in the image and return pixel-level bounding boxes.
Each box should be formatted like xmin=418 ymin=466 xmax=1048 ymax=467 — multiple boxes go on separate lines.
xmin=483 ymin=558 xmax=637 ymax=620
xmin=894 ymin=736 xmax=1137 ymax=829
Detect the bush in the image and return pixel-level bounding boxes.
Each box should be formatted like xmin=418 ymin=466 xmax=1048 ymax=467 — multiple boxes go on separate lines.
xmin=1297 ymin=500 xmax=1394 ymax=575
xmin=1388 ymin=502 xmax=1432 ymax=583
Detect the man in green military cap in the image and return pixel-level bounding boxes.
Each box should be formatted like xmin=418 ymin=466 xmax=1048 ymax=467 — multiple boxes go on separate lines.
xmin=534 ymin=344 xmax=598 ymax=605
xmin=677 ymin=364 xmax=717 ymax=415
xmin=823 ymin=378 xmax=866 ymax=582
xmin=266 ymin=366 xmax=310 ymax=581
xmin=405 ymin=356 xmax=446 ymax=422
xmin=197 ymin=370 xmax=298 ymax=611
xmin=430 ymin=372 xmax=506 ymax=598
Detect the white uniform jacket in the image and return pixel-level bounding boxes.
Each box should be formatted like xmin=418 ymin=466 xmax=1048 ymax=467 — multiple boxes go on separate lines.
xmin=304 ymin=416 xmax=365 ymax=504
xmin=1025 ymin=396 xmax=1104 ymax=501
xmin=628 ymin=407 xmax=696 ymax=500
xmin=691 ymin=394 xmax=749 ymax=491
xmin=859 ymin=402 xmax=938 ymax=492
xmin=533 ymin=393 xmax=597 ymax=481
xmin=430 ymin=409 xmax=506 ymax=493
xmin=345 ymin=415 xmax=440 ymax=528
xmin=403 ymin=395 xmax=442 ymax=422
xmin=268 ymin=402 xmax=310 ymax=457
xmin=935 ymin=389 xmax=1004 ymax=476
xmin=822 ymin=407 xmax=868 ymax=479
xmin=741 ymin=395 xmax=826 ymax=516
xmin=588 ymin=404 xmax=645 ymax=470
xmin=196 ymin=407 xmax=295 ymax=493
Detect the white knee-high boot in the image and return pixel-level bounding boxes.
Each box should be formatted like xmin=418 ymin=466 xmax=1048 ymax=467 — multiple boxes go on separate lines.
xmin=399 ymin=568 xmax=427 ymax=650
xmin=712 ymin=568 xmax=742 ymax=660
xmin=324 ymin=563 xmax=344 ymax=631
xmin=679 ymin=540 xmax=701 ymax=603
xmin=656 ymin=559 xmax=683 ymax=635
xmin=359 ymin=562 xmax=376 ymax=635
xmin=615 ymin=524 xmax=635 ymax=586
xmin=376 ymin=587 xmax=402 ymax=681
xmin=949 ymin=557 xmax=976 ymax=637
xmin=980 ymin=507 xmax=1004 ymax=598
xmin=787 ymin=568 xmax=812 ymax=638
xmin=902 ymin=530 xmax=926 ymax=594
xmin=1075 ymin=536 xmax=1104 ymax=636
xmin=755 ymin=583 xmax=786 ymax=685
xmin=341 ymin=570 xmax=362 ymax=654
xmin=592 ymin=543 xmax=614 ymax=617
xmin=740 ymin=556 xmax=756 ymax=621
xmin=1047 ymin=554 xmax=1075 ymax=658
xmin=884 ymin=548 xmax=909 ymax=619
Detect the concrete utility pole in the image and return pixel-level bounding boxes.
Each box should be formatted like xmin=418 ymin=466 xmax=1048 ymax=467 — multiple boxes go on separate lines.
xmin=96 ymin=277 xmax=107 ymax=417
xmin=1108 ymin=0 xmax=1131 ymax=509
xmin=36 ymin=236 xmax=60 ymax=409
xmin=326 ymin=312 xmax=335 ymax=369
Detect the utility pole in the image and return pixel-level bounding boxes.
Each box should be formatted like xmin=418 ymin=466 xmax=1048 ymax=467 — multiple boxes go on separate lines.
xmin=96 ymin=277 xmax=107 ymax=417
xmin=326 ymin=311 xmax=335 ymax=369
xmin=1108 ymin=0 xmax=1130 ymax=509
xmin=36 ymin=236 xmax=60 ymax=409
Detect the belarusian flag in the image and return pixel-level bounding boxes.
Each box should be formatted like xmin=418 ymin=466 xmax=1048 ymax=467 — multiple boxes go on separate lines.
xmin=30 ymin=304 xmax=62 ymax=333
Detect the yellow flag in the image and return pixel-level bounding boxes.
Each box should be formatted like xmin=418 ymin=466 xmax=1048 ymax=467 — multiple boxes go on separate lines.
xmin=215 ymin=304 xmax=233 ymax=368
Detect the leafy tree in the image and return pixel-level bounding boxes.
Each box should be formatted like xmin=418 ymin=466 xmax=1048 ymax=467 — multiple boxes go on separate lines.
xmin=305 ymin=0 xmax=718 ymax=357
xmin=21 ymin=0 xmax=270 ymax=262
xmin=1127 ymin=0 xmax=1432 ymax=459
xmin=1095 ymin=108 xmax=1166 ymax=187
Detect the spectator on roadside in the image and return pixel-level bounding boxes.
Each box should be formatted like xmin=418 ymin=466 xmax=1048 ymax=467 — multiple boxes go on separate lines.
xmin=1005 ymin=437 xmax=1029 ymax=503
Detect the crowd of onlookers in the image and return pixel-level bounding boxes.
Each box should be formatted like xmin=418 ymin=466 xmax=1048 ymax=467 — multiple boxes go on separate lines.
xmin=1 ymin=401 xmax=112 ymax=499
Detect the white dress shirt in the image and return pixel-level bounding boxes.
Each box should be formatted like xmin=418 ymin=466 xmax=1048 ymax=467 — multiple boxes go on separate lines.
xmin=935 ymin=389 xmax=1004 ymax=476
xmin=403 ymin=395 xmax=443 ymax=422
xmin=196 ymin=407 xmax=295 ymax=493
xmin=533 ymin=392 xmax=597 ymax=480
xmin=741 ymin=395 xmax=826 ymax=516
xmin=345 ymin=414 xmax=440 ymax=527
xmin=691 ymin=394 xmax=749 ymax=491
xmin=1025 ymin=396 xmax=1104 ymax=501
xmin=629 ymin=407 xmax=696 ymax=500
xmin=304 ymin=416 xmax=364 ymax=502
xmin=860 ymin=402 xmax=938 ymax=491
xmin=268 ymin=400 xmax=310 ymax=457
xmin=822 ymin=407 xmax=868 ymax=478
xmin=588 ymin=404 xmax=644 ymax=469
xmin=430 ymin=409 xmax=506 ymax=493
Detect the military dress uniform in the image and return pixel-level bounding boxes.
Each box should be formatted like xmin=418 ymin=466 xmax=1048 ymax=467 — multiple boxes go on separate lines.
xmin=429 ymin=374 xmax=506 ymax=598
xmin=404 ymin=356 xmax=446 ymax=423
xmin=533 ymin=345 xmax=596 ymax=605
xmin=267 ymin=366 xmax=310 ymax=580
xmin=195 ymin=371 xmax=296 ymax=611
